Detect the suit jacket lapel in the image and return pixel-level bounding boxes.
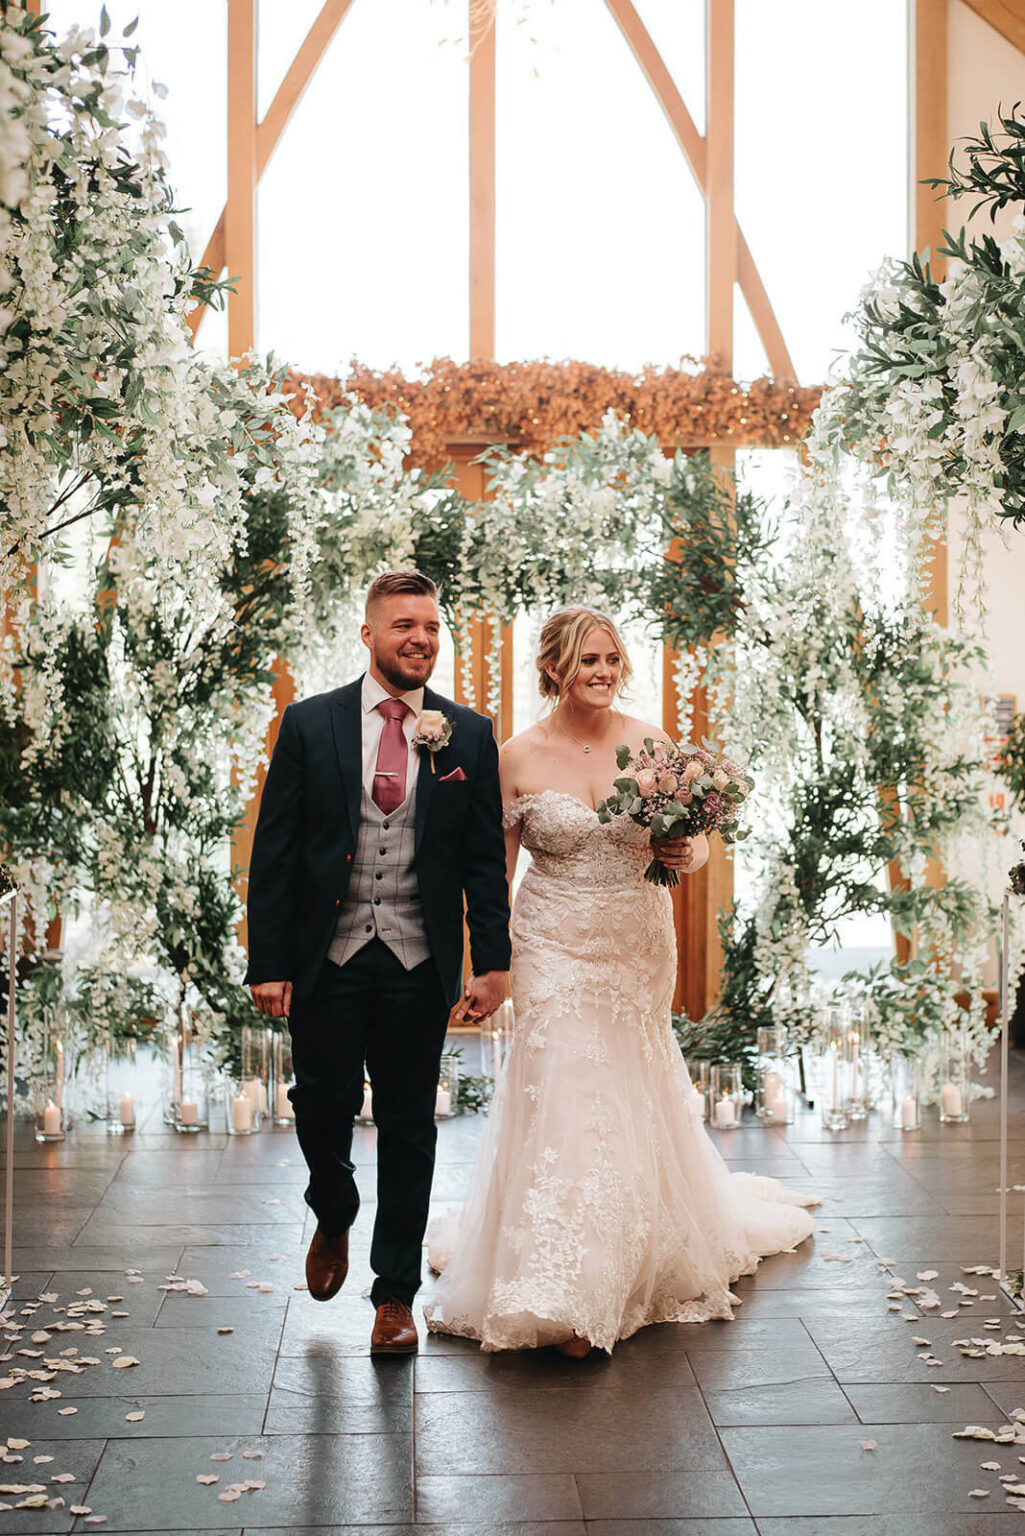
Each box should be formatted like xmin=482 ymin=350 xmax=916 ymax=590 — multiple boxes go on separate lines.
xmin=414 ymin=685 xmax=443 ymax=852
xmin=330 ymin=678 xmax=364 ymax=845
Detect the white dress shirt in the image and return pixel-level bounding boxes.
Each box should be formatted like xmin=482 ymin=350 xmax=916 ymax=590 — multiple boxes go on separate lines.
xmin=361 ymin=671 xmax=424 ymax=806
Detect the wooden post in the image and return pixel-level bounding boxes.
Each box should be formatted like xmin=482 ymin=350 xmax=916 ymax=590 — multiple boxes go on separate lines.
xmin=665 ymin=0 xmax=737 ymax=1023
xmin=468 ymin=4 xmax=497 ymax=359
xmin=226 ymin=0 xmax=258 ymax=358
xmin=706 ymin=0 xmax=736 ymax=376
xmin=911 ymin=0 xmax=949 ymax=625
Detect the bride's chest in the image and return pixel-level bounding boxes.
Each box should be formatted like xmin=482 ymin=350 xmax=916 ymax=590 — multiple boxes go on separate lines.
xmin=515 ymin=791 xmax=650 ymax=865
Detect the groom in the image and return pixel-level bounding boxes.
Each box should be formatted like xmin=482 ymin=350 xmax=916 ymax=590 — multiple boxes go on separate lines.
xmin=245 ymin=570 xmax=510 ymax=1355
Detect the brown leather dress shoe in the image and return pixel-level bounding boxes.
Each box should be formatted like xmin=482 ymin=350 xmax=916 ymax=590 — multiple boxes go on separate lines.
xmin=305 ymin=1226 xmax=349 ymax=1302
xmin=370 ymin=1299 xmax=418 ymax=1355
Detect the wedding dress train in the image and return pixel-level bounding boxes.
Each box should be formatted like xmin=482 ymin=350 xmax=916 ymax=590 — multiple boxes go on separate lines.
xmin=423 ymin=790 xmax=817 ymax=1354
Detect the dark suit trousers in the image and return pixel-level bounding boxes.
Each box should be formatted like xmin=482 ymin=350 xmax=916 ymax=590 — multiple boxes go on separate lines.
xmin=287 ymin=939 xmax=451 ymax=1308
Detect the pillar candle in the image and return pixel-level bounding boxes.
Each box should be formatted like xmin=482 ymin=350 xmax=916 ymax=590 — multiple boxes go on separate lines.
xmin=43 ymin=1099 xmax=61 ymax=1136
xmin=713 ymin=1094 xmax=736 ymax=1128
xmin=275 ymin=1082 xmax=294 ymax=1120
xmin=232 ymin=1094 xmax=252 ymax=1133
xmin=941 ymin=1082 xmax=963 ymax=1119
xmin=243 ymin=1076 xmax=262 ymax=1114
xmin=119 ymin=1094 xmax=135 ymax=1129
xmin=178 ymin=1098 xmax=198 ymax=1126
xmin=361 ymin=1083 xmax=373 ymax=1120
xmin=900 ymin=1095 xmax=917 ymax=1129
xmin=435 ymin=1086 xmax=451 ymax=1117
xmin=766 ymin=1090 xmax=788 ymax=1121
xmin=54 ymin=1040 xmax=64 ymax=1110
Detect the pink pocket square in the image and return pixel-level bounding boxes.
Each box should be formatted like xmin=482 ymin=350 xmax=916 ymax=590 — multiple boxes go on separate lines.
xmin=439 ymin=766 xmax=467 ymax=783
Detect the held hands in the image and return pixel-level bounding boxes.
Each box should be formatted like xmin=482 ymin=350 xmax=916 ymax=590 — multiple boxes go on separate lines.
xmin=454 ymin=970 xmax=507 ymax=1025
xmin=250 ymin=980 xmax=292 ymax=1020
xmin=650 ymin=833 xmax=709 ymax=874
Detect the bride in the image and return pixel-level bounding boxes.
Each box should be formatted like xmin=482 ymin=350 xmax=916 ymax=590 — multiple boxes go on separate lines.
xmin=424 ymin=607 xmax=816 ymax=1356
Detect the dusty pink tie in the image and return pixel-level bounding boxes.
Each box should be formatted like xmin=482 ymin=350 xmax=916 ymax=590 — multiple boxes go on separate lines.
xmin=372 ymin=698 xmax=410 ymax=814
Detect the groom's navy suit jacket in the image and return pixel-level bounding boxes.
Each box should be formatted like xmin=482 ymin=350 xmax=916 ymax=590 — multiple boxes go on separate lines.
xmin=243 ymin=677 xmax=511 ymax=1006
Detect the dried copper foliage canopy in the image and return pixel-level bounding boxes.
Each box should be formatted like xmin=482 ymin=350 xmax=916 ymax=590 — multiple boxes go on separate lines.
xmin=284 ymin=358 xmax=822 ymax=470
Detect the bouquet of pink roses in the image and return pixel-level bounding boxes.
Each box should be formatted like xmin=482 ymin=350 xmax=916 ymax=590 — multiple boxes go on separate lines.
xmin=597 ymin=737 xmax=754 ymax=887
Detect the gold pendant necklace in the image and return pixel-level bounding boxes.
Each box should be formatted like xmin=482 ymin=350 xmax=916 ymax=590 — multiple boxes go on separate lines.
xmin=555 ymin=711 xmax=612 ymax=754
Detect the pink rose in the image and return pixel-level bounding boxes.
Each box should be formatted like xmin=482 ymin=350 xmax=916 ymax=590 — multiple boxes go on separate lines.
xmin=682 ymin=760 xmax=703 ymax=784
xmin=675 ymin=787 xmax=693 ymax=804
xmin=712 ymin=768 xmax=729 ymax=790
xmin=417 ymin=709 xmax=446 ymax=743
xmin=635 ymin=768 xmax=658 ymax=796
xmin=657 ymin=772 xmax=679 ymax=795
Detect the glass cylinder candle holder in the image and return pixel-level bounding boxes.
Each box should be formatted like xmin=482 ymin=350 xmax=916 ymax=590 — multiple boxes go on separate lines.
xmin=105 ymin=1034 xmax=140 ymax=1135
xmin=436 ymin=1052 xmax=460 ymax=1119
xmin=172 ymin=1016 xmax=209 ymax=1133
xmin=819 ymin=1015 xmax=849 ymax=1130
xmin=889 ymin=1053 xmax=922 ymax=1132
xmin=355 ymin=1078 xmax=375 ymax=1126
xmin=240 ymin=1025 xmax=271 ymax=1128
xmin=33 ymin=1025 xmax=67 ymax=1143
xmin=481 ymin=999 xmax=512 ymax=1082
xmin=225 ymin=1076 xmax=261 ymax=1135
xmin=271 ymin=1034 xmax=296 ymax=1125
xmin=756 ymin=1026 xmax=792 ymax=1124
xmin=684 ymin=1058 xmax=710 ymax=1121
xmin=938 ymin=1026 xmax=971 ymax=1124
xmin=843 ymin=1007 xmax=870 ymax=1120
xmin=709 ymin=1064 xmax=743 ymax=1130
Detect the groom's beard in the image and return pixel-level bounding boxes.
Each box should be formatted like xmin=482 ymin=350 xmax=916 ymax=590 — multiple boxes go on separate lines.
xmin=375 ymin=651 xmax=437 ymax=692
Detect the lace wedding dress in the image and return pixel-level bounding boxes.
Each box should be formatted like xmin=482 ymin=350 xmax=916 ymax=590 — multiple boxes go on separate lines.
xmin=423 ymin=790 xmax=817 ymax=1354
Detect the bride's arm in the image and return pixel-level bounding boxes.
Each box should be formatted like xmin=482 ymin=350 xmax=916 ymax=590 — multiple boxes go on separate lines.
xmin=499 ymin=739 xmax=523 ymax=888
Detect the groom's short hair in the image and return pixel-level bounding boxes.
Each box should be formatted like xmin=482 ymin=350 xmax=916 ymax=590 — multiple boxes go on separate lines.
xmin=365 ymin=570 xmax=438 ymax=615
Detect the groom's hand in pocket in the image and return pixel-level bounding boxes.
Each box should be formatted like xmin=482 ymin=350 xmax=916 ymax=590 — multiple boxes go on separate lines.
xmin=250 ymin=980 xmax=292 ymax=1020
xmin=454 ymin=970 xmax=507 ymax=1024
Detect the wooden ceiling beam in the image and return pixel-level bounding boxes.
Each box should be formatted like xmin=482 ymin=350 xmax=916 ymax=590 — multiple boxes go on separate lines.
xmin=189 ymin=0 xmax=354 ymax=338
xmin=605 ymin=0 xmax=797 ymax=380
xmin=959 ymin=0 xmax=1025 ymax=54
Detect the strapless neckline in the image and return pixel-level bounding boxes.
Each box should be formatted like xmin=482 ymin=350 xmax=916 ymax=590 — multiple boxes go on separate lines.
xmin=508 ymin=789 xmax=600 ymax=816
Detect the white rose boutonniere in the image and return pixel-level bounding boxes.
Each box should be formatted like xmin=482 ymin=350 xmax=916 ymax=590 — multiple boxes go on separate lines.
xmin=412 ymin=709 xmax=454 ymax=773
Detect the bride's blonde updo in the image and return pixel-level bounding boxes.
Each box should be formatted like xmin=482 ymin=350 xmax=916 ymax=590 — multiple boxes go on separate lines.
xmin=536 ymin=607 xmax=633 ymax=704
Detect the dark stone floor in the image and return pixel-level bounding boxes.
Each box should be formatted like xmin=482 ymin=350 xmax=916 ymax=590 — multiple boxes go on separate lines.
xmin=2 ymin=1046 xmax=1025 ymax=1534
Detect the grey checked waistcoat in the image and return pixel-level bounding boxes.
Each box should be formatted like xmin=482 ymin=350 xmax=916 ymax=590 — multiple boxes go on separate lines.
xmin=327 ymin=785 xmax=430 ymax=971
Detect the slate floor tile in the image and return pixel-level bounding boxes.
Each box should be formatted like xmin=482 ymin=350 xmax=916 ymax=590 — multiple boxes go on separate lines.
xmin=415 ymin=1385 xmax=723 ymax=1475
xmin=687 ymin=1350 xmax=829 ymax=1393
xmin=96 ymin=1150 xmax=224 ymax=1189
xmin=586 ymin=1522 xmax=756 ymax=1536
xmin=414 ymin=1472 xmax=582 ymax=1524
xmin=0 ymin=1394 xmax=266 ymax=1440
xmin=703 ymin=1376 xmax=857 ymax=1426
xmin=82 ymin=1431 xmax=412 ymax=1529
xmin=71 ymin=1218 xmax=306 ymax=1248
xmin=10 ymin=1246 xmax=185 ymax=1274
xmin=803 ymin=1314 xmax=1025 ymax=1384
xmin=176 ymin=1244 xmax=306 ymax=1295
xmin=574 ymin=1468 xmax=748 ymax=1520
xmin=153 ymin=1293 xmax=287 ymax=1330
xmin=0 ymin=1436 xmax=104 ymax=1535
xmin=268 ymin=1354 xmax=412 ymax=1434
xmin=720 ymin=1421 xmax=1025 ymax=1517
xmin=845 ymin=1216 xmax=1018 ymax=1261
xmin=0 ymin=1322 xmax=280 ymax=1400
xmin=844 ymin=1381 xmax=1008 ymax=1423
xmin=756 ymin=1520 xmax=1025 ymax=1535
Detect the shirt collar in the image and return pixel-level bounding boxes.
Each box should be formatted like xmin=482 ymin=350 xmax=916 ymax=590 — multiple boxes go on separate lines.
xmin=361 ymin=670 xmax=424 ymax=718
